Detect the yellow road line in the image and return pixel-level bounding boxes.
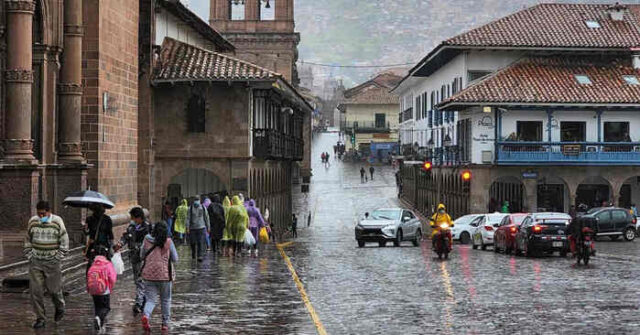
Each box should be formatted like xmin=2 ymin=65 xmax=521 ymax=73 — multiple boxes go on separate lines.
xmin=277 ymin=243 xmax=328 ymax=335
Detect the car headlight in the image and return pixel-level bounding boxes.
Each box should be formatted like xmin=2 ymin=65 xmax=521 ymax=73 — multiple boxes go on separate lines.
xmin=355 ymin=224 xmax=364 ymax=230
xmin=382 ymin=224 xmax=395 ymax=234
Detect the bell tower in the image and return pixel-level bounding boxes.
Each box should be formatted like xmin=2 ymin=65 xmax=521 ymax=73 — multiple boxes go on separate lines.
xmin=209 ymin=0 xmax=299 ymax=85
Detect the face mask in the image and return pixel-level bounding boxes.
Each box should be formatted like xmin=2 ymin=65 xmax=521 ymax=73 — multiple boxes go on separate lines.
xmin=40 ymin=215 xmax=50 ymax=223
xmin=194 ymin=201 xmax=200 ymax=207
xmin=439 ymin=210 xmax=445 ymax=214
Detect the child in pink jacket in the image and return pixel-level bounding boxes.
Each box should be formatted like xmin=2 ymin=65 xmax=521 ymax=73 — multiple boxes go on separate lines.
xmin=86 ymin=247 xmax=117 ymax=331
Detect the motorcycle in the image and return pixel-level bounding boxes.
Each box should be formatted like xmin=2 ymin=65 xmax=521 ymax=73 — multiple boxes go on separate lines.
xmin=433 ymin=222 xmax=453 ymax=260
xmin=576 ymin=227 xmax=595 ymax=266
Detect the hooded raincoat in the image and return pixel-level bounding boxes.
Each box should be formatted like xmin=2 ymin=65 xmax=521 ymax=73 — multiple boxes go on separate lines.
xmin=247 ymin=200 xmax=267 ymax=241
xmin=222 ymin=196 xmax=232 ymax=241
xmin=228 ymin=197 xmax=250 ymax=243
xmin=430 ymin=204 xmax=453 ymax=238
xmin=175 ymin=199 xmax=188 ymax=234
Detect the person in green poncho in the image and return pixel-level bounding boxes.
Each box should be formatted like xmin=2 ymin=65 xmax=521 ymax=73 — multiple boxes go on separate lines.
xmin=501 ymin=201 xmax=510 ymax=214
xmin=174 ymin=199 xmax=188 ymax=244
xmin=221 ymin=196 xmax=232 ymax=256
xmin=227 ymin=196 xmax=249 ymax=257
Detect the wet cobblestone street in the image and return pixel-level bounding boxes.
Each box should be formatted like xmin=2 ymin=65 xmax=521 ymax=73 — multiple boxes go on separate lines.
xmin=3 ymin=132 xmax=640 ymax=334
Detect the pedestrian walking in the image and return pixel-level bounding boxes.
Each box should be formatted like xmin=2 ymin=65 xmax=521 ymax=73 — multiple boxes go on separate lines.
xmin=84 ymin=203 xmax=114 ymax=268
xmin=208 ymin=194 xmax=226 ymax=254
xmin=291 ymin=214 xmax=298 ymax=238
xmin=174 ymin=199 xmax=188 ymax=244
xmin=162 ymin=201 xmax=174 ymax=238
xmin=202 ymin=196 xmax=212 ymax=251
xmin=231 ymin=196 xmax=249 ymax=255
xmin=140 ymin=221 xmax=178 ymax=332
xmin=307 ymin=211 xmax=312 ymax=227
xmin=86 ymin=247 xmax=117 ymax=330
xmin=187 ymin=197 xmax=210 ymax=262
xmin=25 ymin=201 xmax=69 ymax=329
xmin=360 ymin=167 xmax=366 ymax=183
xmin=115 ymin=207 xmax=151 ymax=314
xmin=333 ymin=145 xmax=338 ymax=156
xmin=222 ymin=196 xmax=233 ymax=256
xmin=501 ymin=201 xmax=510 ymax=214
xmin=227 ymin=197 xmax=250 ymax=256
xmin=247 ymin=199 xmax=268 ymax=257
xmin=369 ymin=166 xmax=375 ymax=180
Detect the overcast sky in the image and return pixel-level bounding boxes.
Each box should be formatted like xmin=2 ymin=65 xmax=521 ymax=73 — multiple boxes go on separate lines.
xmin=187 ymin=0 xmax=617 ymax=87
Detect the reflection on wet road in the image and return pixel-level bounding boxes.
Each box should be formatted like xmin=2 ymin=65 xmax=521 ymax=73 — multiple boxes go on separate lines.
xmin=3 ymin=131 xmax=640 ymax=334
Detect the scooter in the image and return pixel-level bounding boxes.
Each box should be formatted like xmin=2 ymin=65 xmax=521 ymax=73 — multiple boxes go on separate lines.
xmin=576 ymin=227 xmax=595 ymax=266
xmin=434 ymin=223 xmax=453 ymax=260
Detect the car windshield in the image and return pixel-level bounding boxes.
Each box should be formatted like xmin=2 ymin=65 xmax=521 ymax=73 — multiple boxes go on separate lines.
xmin=370 ymin=210 xmax=400 ymax=220
xmin=487 ymin=215 xmax=506 ymax=224
xmin=454 ymin=215 xmax=477 ymax=225
xmin=586 ymin=208 xmax=601 ymax=214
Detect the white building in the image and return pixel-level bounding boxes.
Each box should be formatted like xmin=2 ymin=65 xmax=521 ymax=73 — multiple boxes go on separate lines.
xmin=393 ymin=3 xmax=640 ymax=217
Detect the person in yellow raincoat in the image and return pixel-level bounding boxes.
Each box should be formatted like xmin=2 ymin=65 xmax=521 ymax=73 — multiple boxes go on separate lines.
xmin=221 ymin=196 xmax=232 ymax=256
xmin=430 ymin=204 xmax=454 ymax=249
xmin=174 ymin=199 xmax=188 ymax=244
xmin=227 ymin=196 xmax=249 ymax=256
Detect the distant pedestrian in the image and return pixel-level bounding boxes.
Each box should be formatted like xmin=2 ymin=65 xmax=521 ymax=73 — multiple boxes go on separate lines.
xmin=501 ymin=201 xmax=510 ymax=214
xmin=162 ymin=201 xmax=174 ymax=238
xmin=25 ymin=201 xmax=69 ymax=329
xmin=569 ymin=205 xmax=577 ymax=219
xmin=115 ymin=207 xmax=151 ymax=314
xmin=307 ymin=211 xmax=312 ymax=227
xmin=208 ymin=195 xmax=226 ymax=254
xmin=228 ymin=196 xmax=250 ymax=256
xmin=174 ymin=199 xmax=188 ymax=244
xmin=360 ymin=167 xmax=366 ymax=183
xmin=247 ymin=199 xmax=268 ymax=257
xmin=86 ymin=247 xmax=116 ymax=330
xmin=84 ymin=203 xmax=114 ymax=269
xmin=222 ymin=196 xmax=233 ymax=256
xmin=631 ymin=203 xmax=638 ymax=217
xmin=291 ymin=214 xmax=298 ymax=238
xmin=187 ymin=198 xmax=210 ymax=262
xmin=369 ymin=166 xmax=375 ymax=180
xmin=333 ymin=145 xmax=338 ymax=155
xmin=140 ymin=221 xmax=178 ymax=332
xmin=203 ymin=196 xmax=212 ymax=251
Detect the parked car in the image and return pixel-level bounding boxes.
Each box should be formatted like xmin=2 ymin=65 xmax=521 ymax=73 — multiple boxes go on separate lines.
xmin=354 ymin=208 xmax=422 ymax=247
xmin=493 ymin=213 xmax=528 ymax=254
xmin=581 ymin=207 xmax=636 ymax=241
xmin=514 ymin=212 xmax=571 ymax=257
xmin=471 ymin=213 xmax=509 ymax=250
xmin=451 ymin=214 xmax=482 ymax=244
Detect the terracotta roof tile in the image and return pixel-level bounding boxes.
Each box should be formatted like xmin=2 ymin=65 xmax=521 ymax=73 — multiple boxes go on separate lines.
xmin=340 ymin=72 xmax=402 ymax=105
xmin=440 ymin=57 xmax=640 ymax=108
xmin=153 ymin=37 xmax=278 ymax=82
xmin=445 ymin=3 xmax=640 ymax=49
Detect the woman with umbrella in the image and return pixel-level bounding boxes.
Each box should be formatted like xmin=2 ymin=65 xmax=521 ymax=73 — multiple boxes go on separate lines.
xmin=64 ymin=190 xmax=115 ymax=269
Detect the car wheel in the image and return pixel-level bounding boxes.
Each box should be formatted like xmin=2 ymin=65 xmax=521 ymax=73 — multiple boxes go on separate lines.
xmin=481 ymin=238 xmax=487 ymax=251
xmin=493 ymin=238 xmax=500 ymax=253
xmin=378 ymin=241 xmax=386 ymax=247
xmin=609 ymin=235 xmax=620 ymax=241
xmin=393 ymin=230 xmax=402 ymax=247
xmin=412 ymin=229 xmax=422 ymax=247
xmin=460 ymin=232 xmax=470 ymax=245
xmin=357 ymin=240 xmax=365 ymax=248
xmin=624 ymin=228 xmax=636 ymax=241
xmin=472 ymin=235 xmax=478 ymax=250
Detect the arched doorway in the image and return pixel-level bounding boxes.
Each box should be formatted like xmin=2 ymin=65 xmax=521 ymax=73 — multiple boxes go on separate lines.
xmin=489 ymin=176 xmax=524 ymax=213
xmin=537 ymin=176 xmax=569 ymax=213
xmin=619 ymin=176 xmax=640 ymax=210
xmin=166 ymin=169 xmax=226 ymax=209
xmin=576 ymin=176 xmax=612 ymax=209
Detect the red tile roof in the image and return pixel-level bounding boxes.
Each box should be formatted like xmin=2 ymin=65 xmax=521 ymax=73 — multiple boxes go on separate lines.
xmin=439 ymin=57 xmax=640 ymax=109
xmin=340 ymin=72 xmax=402 ymax=105
xmin=153 ymin=37 xmax=278 ymax=82
xmin=445 ymin=3 xmax=640 ymax=49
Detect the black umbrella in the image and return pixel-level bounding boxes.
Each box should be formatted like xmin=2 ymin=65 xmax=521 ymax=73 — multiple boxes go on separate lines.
xmin=63 ymin=190 xmax=115 ymax=209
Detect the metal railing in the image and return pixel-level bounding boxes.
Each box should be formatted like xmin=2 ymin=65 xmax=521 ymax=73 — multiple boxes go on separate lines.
xmin=341 ymin=121 xmax=392 ymax=132
xmin=497 ymin=141 xmax=640 ymax=165
xmin=253 ymin=129 xmax=303 ymax=161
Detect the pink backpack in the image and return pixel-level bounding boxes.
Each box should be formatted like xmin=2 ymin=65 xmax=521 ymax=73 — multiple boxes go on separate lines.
xmin=87 ymin=262 xmax=108 ymax=295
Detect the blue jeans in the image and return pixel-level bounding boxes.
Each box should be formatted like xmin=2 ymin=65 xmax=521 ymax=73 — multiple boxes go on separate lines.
xmin=143 ymin=281 xmax=172 ymax=325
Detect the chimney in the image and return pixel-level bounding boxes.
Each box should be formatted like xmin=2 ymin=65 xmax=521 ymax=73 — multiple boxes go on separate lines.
xmin=607 ymin=2 xmax=627 ymax=21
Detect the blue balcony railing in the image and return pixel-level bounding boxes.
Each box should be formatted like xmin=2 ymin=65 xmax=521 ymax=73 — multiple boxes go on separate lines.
xmin=497 ymin=142 xmax=640 ymax=165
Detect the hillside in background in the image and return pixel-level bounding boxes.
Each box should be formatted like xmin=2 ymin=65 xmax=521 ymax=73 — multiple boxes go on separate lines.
xmin=189 ymin=0 xmax=617 ymax=88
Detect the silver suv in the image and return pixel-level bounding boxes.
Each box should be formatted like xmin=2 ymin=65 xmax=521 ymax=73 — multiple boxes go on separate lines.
xmin=355 ymin=208 xmax=422 ymax=247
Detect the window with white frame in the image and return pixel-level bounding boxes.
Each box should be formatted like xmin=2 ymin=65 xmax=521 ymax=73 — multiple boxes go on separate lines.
xmin=260 ymin=0 xmax=275 ymax=20
xmin=229 ymin=0 xmax=245 ymax=20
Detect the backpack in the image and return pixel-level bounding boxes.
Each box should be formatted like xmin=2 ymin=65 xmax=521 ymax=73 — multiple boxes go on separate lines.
xmin=87 ymin=263 xmax=108 ymax=295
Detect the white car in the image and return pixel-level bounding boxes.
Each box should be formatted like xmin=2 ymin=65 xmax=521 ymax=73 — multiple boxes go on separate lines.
xmin=451 ymin=214 xmax=482 ymax=244
xmin=471 ymin=213 xmax=509 ymax=250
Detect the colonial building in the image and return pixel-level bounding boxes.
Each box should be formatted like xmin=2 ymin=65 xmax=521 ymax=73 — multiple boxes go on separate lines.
xmin=394 ymin=3 xmax=640 ymax=218
xmin=338 ymin=72 xmax=402 ymax=161
xmin=0 ymin=0 xmax=311 ymax=252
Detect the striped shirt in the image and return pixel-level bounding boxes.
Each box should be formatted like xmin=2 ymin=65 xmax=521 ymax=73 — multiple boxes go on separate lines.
xmin=24 ymin=215 xmax=69 ymax=261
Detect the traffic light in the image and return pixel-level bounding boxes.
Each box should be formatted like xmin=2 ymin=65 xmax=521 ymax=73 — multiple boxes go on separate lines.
xmin=422 ymin=161 xmax=433 ymax=171
xmin=461 ymin=170 xmax=471 ymax=192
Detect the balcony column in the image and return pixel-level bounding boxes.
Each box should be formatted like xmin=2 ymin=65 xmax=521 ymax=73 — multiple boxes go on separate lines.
xmin=3 ymin=0 xmax=36 ymax=162
xmin=523 ymin=178 xmax=537 ymax=213
xmin=546 ymin=110 xmax=553 ymax=142
xmin=58 ymin=0 xmax=85 ymax=163
xmin=596 ymin=111 xmax=603 ymax=142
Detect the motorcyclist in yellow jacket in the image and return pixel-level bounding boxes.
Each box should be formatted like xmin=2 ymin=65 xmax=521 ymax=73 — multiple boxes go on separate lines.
xmin=430 ymin=204 xmax=454 ymax=249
